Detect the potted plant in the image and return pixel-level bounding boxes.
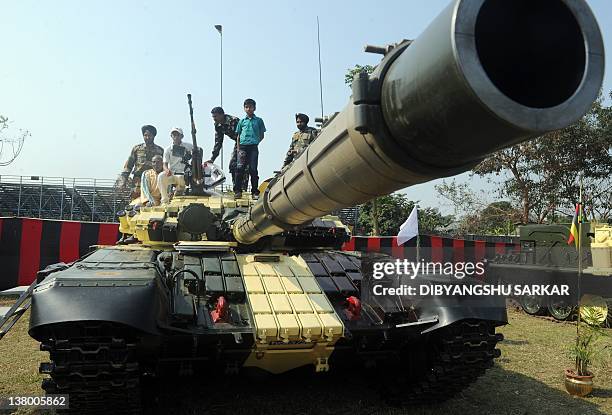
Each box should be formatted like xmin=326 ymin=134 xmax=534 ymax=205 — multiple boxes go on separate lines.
xmin=565 ymin=306 xmax=610 ymax=397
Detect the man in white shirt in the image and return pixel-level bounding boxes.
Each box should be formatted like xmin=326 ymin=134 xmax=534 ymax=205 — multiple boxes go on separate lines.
xmin=158 ymin=128 xmax=193 ymax=204
xmin=140 ymin=155 xmax=164 ymax=206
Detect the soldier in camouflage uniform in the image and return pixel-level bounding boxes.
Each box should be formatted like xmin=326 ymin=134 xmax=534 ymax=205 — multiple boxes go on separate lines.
xmin=119 ymin=125 xmax=164 ymax=198
xmin=282 ymin=113 xmax=318 ymax=169
xmin=208 ymin=107 xmax=247 ymax=191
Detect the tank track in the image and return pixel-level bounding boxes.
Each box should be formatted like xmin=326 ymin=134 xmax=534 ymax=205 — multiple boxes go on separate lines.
xmin=385 ymin=319 xmax=503 ymax=404
xmin=38 ymin=322 xmax=142 ymax=414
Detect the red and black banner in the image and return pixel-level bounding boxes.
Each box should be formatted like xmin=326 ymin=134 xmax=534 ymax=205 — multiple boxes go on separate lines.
xmin=341 ymin=235 xmax=518 ymax=263
xmin=0 ymin=217 xmax=120 ymax=291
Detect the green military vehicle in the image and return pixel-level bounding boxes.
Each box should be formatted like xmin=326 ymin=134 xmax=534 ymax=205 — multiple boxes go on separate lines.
xmin=489 ymin=222 xmax=612 ymax=323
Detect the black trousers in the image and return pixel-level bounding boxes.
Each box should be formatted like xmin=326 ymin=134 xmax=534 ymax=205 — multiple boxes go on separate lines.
xmin=234 ymin=144 xmax=259 ymax=193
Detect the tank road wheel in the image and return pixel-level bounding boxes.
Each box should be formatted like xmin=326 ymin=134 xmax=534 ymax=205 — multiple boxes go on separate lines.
xmin=547 ymin=300 xmax=575 ymax=321
xmin=519 ymin=295 xmax=546 ymax=315
xmin=383 ymin=319 xmax=503 ymax=404
xmin=38 ymin=322 xmax=142 ymax=415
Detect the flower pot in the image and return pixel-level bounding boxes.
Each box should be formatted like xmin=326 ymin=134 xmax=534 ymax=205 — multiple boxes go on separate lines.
xmin=564 ymin=369 xmax=594 ymax=397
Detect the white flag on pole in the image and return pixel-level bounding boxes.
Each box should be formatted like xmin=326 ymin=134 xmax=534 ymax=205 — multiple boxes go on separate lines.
xmin=397 ymin=205 xmax=418 ymax=245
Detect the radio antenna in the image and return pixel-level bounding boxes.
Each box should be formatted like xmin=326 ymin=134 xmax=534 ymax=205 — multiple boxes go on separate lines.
xmin=317 ymin=16 xmax=324 ymax=119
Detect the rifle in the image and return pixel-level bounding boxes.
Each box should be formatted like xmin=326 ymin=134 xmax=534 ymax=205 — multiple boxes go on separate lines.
xmin=187 ymin=94 xmax=204 ymax=194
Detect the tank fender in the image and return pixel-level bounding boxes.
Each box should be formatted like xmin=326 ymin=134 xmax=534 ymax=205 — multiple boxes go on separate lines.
xmin=29 ymin=273 xmax=168 ymax=340
xmin=417 ymin=292 xmax=508 ymax=334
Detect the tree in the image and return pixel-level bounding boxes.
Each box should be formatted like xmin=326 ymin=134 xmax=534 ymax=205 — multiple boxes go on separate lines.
xmin=456 ymin=202 xmax=521 ymax=235
xmin=358 ymin=194 xmax=408 ymax=236
xmin=357 ymin=193 xmax=453 ymax=236
xmin=435 ymin=180 xmax=488 ymax=218
xmin=435 ymin=180 xmax=521 ymax=235
xmin=419 ymin=206 xmax=456 ymax=234
xmin=345 ymin=64 xmax=375 ymax=88
xmin=473 ymin=93 xmax=612 ymax=223
xmin=478 ymin=202 xmax=522 ymax=234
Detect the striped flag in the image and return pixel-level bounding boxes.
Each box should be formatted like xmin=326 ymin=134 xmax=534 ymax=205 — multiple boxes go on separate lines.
xmin=567 ymin=203 xmax=581 ymax=247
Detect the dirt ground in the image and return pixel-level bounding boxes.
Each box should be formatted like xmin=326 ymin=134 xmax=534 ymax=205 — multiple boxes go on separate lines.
xmin=0 ymin=300 xmax=610 ymax=415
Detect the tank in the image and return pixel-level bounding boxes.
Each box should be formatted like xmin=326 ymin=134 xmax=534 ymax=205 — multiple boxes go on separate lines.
xmin=488 ymin=222 xmax=612 ymax=322
xmin=28 ymin=0 xmax=605 ymax=412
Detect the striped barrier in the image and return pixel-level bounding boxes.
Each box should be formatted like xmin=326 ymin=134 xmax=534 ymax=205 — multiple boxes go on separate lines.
xmin=0 ymin=217 xmax=120 ymax=290
xmin=0 ymin=217 xmax=518 ymax=291
xmin=341 ymin=235 xmax=518 ymax=263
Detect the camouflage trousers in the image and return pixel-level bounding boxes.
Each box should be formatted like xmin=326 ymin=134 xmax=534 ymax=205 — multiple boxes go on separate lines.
xmin=130 ymin=175 xmax=142 ymax=200
xmin=229 ymin=144 xmax=249 ymax=191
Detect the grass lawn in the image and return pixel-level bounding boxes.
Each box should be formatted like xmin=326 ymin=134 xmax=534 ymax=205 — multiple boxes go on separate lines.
xmin=0 ymin=299 xmax=610 ymax=414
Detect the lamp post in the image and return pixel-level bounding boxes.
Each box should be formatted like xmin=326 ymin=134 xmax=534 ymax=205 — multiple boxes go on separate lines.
xmin=215 ymin=24 xmax=223 ymax=170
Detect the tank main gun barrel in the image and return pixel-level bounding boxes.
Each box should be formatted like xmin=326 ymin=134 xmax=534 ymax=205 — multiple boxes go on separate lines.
xmin=233 ymin=0 xmax=604 ymax=245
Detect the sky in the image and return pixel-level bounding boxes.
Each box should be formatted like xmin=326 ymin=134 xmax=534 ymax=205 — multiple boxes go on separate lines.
xmin=1 ymin=0 xmax=611 ymax=214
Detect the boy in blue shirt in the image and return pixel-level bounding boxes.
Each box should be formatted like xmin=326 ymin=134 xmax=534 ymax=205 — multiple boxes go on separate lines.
xmin=234 ymin=98 xmax=266 ymax=199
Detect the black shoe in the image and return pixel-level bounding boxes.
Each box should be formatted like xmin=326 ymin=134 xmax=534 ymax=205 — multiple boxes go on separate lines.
xmin=252 ymin=190 xmax=260 ymax=197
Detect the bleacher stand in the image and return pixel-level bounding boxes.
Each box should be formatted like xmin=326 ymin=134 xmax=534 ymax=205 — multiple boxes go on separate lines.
xmin=0 ymin=175 xmax=132 ymax=222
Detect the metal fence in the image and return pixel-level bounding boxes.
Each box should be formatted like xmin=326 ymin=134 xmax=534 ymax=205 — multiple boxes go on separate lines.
xmin=0 ymin=174 xmax=239 ymax=223
xmin=331 ymin=206 xmax=359 ymax=228
xmin=0 ymin=175 xmax=132 ymax=222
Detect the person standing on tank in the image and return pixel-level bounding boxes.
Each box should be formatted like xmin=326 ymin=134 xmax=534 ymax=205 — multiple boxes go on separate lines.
xmin=282 ymin=113 xmax=318 ymax=169
xmin=207 ymin=107 xmax=244 ymax=192
xmin=234 ymin=98 xmax=266 ymax=199
xmin=119 ymin=125 xmax=164 ymax=199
